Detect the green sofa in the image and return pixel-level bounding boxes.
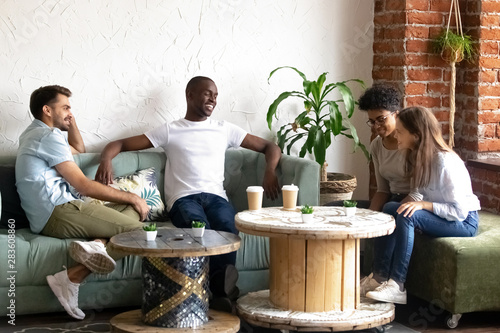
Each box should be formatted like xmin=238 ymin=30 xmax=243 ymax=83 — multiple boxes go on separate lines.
xmin=363 ymin=210 xmax=500 ymax=328
xmin=0 ymin=149 xmax=320 ymax=316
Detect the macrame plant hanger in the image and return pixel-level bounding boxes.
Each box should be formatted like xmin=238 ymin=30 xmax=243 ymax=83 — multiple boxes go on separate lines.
xmin=444 ymin=0 xmax=464 ymax=147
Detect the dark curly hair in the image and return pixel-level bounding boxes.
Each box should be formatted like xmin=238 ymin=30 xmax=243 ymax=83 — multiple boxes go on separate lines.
xmin=358 ymin=83 xmax=401 ymax=112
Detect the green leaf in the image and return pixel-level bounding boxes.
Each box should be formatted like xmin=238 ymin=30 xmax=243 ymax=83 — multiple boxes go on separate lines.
xmin=304 ymin=100 xmax=312 ymax=112
xmin=266 ymin=91 xmax=306 ymax=129
xmin=304 ymin=126 xmax=318 ymax=154
xmin=268 ymin=66 xmax=308 ymax=83
xmin=336 ymin=82 xmax=355 ymax=118
xmin=296 ymin=110 xmax=311 ymax=126
xmin=344 ymin=122 xmax=371 ymax=160
xmin=286 ymin=133 xmax=307 ymax=155
xmin=327 ymin=101 xmax=342 ymax=135
xmin=267 ymin=91 xmax=292 ymax=129
xmin=311 ymin=73 xmax=327 ymax=105
xmin=303 ymin=80 xmax=313 ymax=97
xmin=277 ymin=126 xmax=292 ymax=151
xmin=324 ymin=129 xmax=331 ymax=149
xmin=299 ymin=143 xmax=308 ymax=158
xmin=313 ymin=129 xmax=326 ymax=166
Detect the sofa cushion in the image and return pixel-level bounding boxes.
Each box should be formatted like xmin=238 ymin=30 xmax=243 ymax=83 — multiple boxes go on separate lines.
xmin=78 ymin=167 xmax=166 ymax=221
xmin=0 ymin=166 xmax=30 ymax=229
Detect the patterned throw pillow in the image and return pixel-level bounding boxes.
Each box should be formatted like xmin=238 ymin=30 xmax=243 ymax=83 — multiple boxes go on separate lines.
xmin=109 ymin=167 xmax=165 ymax=221
xmin=80 ymin=167 xmax=165 ymax=221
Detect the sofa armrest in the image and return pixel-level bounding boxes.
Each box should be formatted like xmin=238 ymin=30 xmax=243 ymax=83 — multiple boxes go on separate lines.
xmin=224 ymin=149 xmax=320 ymax=212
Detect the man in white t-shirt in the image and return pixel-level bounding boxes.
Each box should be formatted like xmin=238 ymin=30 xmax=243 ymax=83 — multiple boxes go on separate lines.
xmin=97 ymin=76 xmax=282 ymax=309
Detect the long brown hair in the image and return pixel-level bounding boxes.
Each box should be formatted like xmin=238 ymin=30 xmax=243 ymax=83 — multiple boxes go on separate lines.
xmin=398 ymin=106 xmax=453 ymax=188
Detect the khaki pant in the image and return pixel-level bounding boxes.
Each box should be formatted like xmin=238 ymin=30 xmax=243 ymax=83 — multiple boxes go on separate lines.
xmin=42 ymin=200 xmax=143 ymax=260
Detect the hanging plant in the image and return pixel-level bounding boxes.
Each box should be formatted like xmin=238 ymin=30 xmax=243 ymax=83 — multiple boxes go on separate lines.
xmin=431 ymin=0 xmax=475 ymax=147
xmin=432 ymin=30 xmax=474 ymax=64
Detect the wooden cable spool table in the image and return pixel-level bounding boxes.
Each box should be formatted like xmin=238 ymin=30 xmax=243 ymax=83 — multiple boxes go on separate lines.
xmin=108 ymin=228 xmax=241 ymax=332
xmin=235 ymin=206 xmax=396 ymax=332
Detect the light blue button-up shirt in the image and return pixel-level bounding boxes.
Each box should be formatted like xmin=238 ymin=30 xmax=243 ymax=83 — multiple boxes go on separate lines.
xmin=16 ymin=119 xmax=78 ymax=233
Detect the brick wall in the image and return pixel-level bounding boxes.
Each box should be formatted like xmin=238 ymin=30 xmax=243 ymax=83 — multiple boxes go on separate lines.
xmin=372 ymin=0 xmax=500 ymax=212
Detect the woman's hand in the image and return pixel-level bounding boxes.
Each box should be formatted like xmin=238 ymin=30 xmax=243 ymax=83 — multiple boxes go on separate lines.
xmin=397 ymin=201 xmax=433 ymax=217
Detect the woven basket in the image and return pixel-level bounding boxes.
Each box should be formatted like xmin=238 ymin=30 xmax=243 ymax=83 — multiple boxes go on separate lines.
xmin=320 ymin=173 xmax=357 ymax=205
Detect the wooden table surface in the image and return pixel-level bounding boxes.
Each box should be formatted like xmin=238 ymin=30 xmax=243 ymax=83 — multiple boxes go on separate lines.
xmin=109 ymin=228 xmax=241 ymax=257
xmin=235 ymin=206 xmax=395 ymax=240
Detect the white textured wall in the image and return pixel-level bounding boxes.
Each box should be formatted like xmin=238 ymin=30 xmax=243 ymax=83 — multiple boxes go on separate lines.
xmin=0 ymin=0 xmax=374 ymax=199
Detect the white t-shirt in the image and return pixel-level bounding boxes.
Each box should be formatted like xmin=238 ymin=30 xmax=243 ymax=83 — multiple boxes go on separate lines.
xmin=145 ymin=118 xmax=247 ymax=210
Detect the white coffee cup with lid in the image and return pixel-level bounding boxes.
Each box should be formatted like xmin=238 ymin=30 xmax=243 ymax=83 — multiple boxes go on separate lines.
xmin=246 ymin=186 xmax=264 ymax=211
xmin=282 ymin=184 xmax=299 ymax=210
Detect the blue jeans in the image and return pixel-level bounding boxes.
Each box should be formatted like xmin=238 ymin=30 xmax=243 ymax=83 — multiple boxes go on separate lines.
xmin=373 ymin=201 xmax=478 ymax=284
xmin=169 ymin=193 xmax=238 ymax=278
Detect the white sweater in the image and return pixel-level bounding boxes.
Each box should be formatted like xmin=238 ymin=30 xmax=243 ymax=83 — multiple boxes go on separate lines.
xmin=409 ymin=151 xmax=480 ymax=221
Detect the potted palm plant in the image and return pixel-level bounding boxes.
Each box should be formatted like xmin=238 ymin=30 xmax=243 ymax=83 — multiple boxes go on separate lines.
xmin=267 ymin=66 xmax=369 ymax=204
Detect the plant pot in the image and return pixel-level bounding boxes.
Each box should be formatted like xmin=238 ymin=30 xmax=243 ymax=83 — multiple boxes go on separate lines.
xmin=320 ymin=173 xmax=357 ymax=205
xmin=301 ymin=213 xmax=314 ymax=223
xmin=145 ymin=230 xmax=157 ymax=241
xmin=344 ymin=206 xmax=357 ymax=217
xmin=441 ymin=46 xmax=464 ymax=63
xmin=192 ymin=227 xmax=205 ymax=238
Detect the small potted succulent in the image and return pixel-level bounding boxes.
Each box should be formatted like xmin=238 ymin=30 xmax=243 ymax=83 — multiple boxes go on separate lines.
xmin=300 ymin=205 xmax=314 ymax=223
xmin=143 ymin=223 xmax=157 ymax=241
xmin=192 ymin=221 xmax=206 ymax=238
xmin=343 ymin=200 xmax=357 ymax=217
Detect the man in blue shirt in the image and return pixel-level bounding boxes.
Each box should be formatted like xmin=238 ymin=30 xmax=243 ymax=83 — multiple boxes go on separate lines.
xmin=16 ymin=85 xmax=150 ymax=320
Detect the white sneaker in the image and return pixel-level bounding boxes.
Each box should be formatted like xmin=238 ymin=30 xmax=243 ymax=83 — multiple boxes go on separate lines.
xmin=360 ymin=273 xmax=381 ymax=297
xmin=69 ymin=241 xmax=116 ymax=274
xmin=366 ymin=279 xmax=407 ymax=304
xmin=46 ymin=269 xmax=85 ymax=320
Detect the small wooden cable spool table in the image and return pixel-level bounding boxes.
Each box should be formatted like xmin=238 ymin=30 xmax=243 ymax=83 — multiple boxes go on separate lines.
xmin=235 ymin=206 xmax=396 ymax=332
xmin=108 ymin=228 xmax=241 ymax=333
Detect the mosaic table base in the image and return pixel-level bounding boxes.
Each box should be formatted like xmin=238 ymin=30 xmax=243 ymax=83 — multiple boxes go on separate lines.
xmin=237 ymin=290 xmax=395 ymax=332
xmin=142 ymin=256 xmax=209 ymax=328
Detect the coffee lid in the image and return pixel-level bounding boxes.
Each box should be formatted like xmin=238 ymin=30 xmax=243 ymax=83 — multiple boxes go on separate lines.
xmin=247 ymin=186 xmax=264 ymax=192
xmin=282 ymin=184 xmax=299 ymax=191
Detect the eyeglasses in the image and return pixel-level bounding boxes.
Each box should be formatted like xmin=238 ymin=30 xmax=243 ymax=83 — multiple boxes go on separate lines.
xmin=366 ymin=111 xmax=396 ymax=127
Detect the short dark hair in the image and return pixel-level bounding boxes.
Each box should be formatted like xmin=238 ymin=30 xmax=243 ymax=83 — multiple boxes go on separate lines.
xmin=185 ymin=76 xmax=214 ymax=95
xmin=29 ymin=85 xmax=72 ymax=120
xmin=358 ymin=83 xmax=401 ymax=112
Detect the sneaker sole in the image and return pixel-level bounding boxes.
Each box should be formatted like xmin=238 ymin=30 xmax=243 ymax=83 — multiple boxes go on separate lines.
xmin=46 ymin=275 xmax=85 ymax=320
xmin=69 ymin=242 xmax=116 ymax=274
xmin=366 ymin=292 xmax=407 ymax=305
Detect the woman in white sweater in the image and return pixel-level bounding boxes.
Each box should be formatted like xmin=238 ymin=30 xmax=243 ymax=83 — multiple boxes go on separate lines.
xmin=364 ymin=106 xmax=480 ymax=304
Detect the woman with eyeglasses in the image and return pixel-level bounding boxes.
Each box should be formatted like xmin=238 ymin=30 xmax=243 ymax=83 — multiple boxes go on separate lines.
xmin=357 ymin=84 xmax=421 ymax=297
xmin=359 ymin=84 xmax=418 ymax=211
xmin=364 ymin=106 xmax=479 ymax=304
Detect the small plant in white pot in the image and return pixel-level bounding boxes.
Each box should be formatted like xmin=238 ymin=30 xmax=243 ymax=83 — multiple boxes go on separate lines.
xmin=300 ymin=205 xmax=314 ymax=223
xmin=192 ymin=221 xmax=206 ymax=238
xmin=143 ymin=223 xmax=157 ymax=241
xmin=343 ymin=200 xmax=357 ymax=217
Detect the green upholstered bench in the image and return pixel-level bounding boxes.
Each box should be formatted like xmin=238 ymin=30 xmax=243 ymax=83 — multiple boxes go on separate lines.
xmin=405 ymin=210 xmax=500 ymax=328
